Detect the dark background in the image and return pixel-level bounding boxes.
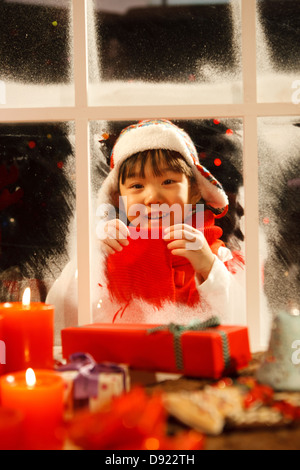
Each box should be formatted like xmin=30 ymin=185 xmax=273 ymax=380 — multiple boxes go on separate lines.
xmin=0 ymin=0 xmax=299 ymax=84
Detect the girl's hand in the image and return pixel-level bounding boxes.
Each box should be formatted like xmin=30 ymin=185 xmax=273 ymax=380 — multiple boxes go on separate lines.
xmin=98 ymin=219 xmax=130 ymax=255
xmin=163 ymin=224 xmax=215 ymax=282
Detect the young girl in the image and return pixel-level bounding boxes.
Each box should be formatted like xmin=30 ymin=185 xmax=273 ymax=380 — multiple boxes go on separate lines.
xmin=95 ymin=119 xmax=243 ymax=325
xmin=47 ymin=119 xmax=245 ymax=343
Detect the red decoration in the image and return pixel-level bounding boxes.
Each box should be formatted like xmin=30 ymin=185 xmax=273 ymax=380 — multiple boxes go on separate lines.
xmin=28 ymin=141 xmax=36 ymax=149
xmin=214 ymin=158 xmax=222 ymax=167
xmin=0 ymin=164 xmax=24 ymax=211
xmin=67 ymin=387 xmax=205 ymax=450
xmin=224 ymin=250 xmax=245 ymax=274
xmin=226 ymin=129 xmax=234 ymax=136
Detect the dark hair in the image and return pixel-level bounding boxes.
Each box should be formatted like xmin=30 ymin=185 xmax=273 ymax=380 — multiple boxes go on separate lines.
xmin=119 ymin=148 xmax=196 ymax=186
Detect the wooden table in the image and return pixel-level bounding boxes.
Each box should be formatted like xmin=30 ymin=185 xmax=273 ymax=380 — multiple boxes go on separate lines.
xmin=142 ymin=354 xmax=300 ymax=450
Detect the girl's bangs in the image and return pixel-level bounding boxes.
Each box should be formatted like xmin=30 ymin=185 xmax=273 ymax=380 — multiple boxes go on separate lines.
xmin=120 ymin=149 xmax=194 ymax=183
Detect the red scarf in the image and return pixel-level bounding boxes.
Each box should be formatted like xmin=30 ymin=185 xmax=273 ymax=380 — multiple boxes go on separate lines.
xmin=105 ymin=210 xmax=224 ymax=310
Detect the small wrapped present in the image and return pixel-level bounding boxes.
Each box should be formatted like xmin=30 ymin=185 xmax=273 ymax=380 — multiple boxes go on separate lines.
xmin=61 ymin=318 xmax=251 ymax=379
xmin=56 ymin=352 xmax=130 ymax=415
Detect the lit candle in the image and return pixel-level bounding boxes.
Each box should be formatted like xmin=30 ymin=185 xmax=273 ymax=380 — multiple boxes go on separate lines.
xmin=0 ymin=313 xmax=5 ymax=376
xmin=0 ymin=369 xmax=64 ymax=450
xmin=0 ymin=289 xmax=54 ymax=374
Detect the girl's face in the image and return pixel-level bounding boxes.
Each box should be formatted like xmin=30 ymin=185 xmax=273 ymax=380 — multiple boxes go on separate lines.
xmin=119 ymin=158 xmax=200 ymax=228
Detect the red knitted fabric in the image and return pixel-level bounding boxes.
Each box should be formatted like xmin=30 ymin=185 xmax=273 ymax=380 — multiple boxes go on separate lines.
xmin=105 ymin=210 xmax=225 ymax=309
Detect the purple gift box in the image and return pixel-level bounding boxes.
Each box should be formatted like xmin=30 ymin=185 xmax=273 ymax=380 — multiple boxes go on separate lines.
xmin=56 ymin=352 xmax=130 ymax=415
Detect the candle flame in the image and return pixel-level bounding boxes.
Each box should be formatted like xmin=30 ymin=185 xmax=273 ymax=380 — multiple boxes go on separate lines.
xmin=22 ymin=288 xmax=31 ymax=307
xmin=26 ymin=368 xmax=36 ymax=387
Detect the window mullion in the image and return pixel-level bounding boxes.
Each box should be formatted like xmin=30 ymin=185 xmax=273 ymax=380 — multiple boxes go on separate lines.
xmin=241 ymin=0 xmax=261 ymax=351
xmin=73 ymin=0 xmax=92 ymax=326
xmin=243 ymin=115 xmax=261 ymax=352
xmin=241 ymin=0 xmax=258 ymax=104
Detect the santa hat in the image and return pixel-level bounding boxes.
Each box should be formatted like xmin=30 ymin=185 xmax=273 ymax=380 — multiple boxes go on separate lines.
xmin=98 ymin=119 xmax=228 ymax=212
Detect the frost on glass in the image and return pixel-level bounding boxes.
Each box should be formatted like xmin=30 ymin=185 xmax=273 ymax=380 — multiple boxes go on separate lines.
xmin=88 ymin=118 xmax=246 ymax=326
xmin=258 ymin=118 xmax=300 ymax=344
xmin=0 ymin=0 xmax=73 ymax=107
xmin=0 ymin=123 xmax=75 ymax=304
xmin=89 ymin=0 xmax=243 ymax=105
xmin=257 ymin=0 xmax=300 ymax=102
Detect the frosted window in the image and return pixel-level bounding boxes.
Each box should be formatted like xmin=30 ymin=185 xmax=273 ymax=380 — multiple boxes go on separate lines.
xmin=88 ymin=0 xmax=243 ymax=105
xmin=0 ymin=122 xmax=75 ymax=305
xmin=90 ymin=118 xmax=246 ymax=325
xmin=258 ymin=117 xmax=300 ymax=346
xmin=257 ymin=0 xmax=300 ymax=103
xmin=0 ymin=0 xmax=74 ymax=108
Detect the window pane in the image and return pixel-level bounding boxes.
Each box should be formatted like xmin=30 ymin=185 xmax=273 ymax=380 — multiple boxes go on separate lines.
xmin=0 ymin=122 xmax=76 ymax=344
xmin=90 ymin=118 xmax=246 ymax=325
xmin=88 ymin=0 xmax=243 ymax=105
xmin=257 ymin=0 xmax=300 ymax=103
xmin=258 ymin=117 xmax=300 ymax=347
xmin=0 ymin=0 xmax=74 ymax=108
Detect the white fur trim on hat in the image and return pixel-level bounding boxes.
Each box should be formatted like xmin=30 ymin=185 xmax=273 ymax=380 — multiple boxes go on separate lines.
xmin=98 ymin=120 xmax=228 ymax=210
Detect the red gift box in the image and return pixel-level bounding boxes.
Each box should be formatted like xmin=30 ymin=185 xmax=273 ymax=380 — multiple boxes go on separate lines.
xmin=62 ymin=320 xmax=251 ymax=379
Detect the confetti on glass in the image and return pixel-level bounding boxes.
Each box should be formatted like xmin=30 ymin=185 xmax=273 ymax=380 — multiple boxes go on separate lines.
xmin=214 ymin=158 xmax=222 ymax=167
xmin=213 ymin=119 xmax=220 ymax=125
xmin=52 ymin=21 xmax=58 ymax=27
xmin=199 ymin=152 xmax=206 ymax=159
xmin=28 ymin=141 xmax=36 ymax=149
xmin=226 ymin=129 xmax=234 ymax=136
xmin=57 ymin=162 xmax=64 ymax=169
xmin=263 ymin=217 xmax=270 ymax=225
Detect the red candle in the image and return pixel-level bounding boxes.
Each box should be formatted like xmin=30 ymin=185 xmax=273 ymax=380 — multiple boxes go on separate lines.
xmin=0 ymin=315 xmax=5 ymax=376
xmin=0 ymin=288 xmax=54 ymax=374
xmin=0 ymin=369 xmax=64 ymax=450
xmin=0 ymin=408 xmax=24 ymax=450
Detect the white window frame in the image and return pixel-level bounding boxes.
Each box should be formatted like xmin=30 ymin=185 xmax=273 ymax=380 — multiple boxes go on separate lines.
xmin=0 ymin=0 xmax=299 ymax=352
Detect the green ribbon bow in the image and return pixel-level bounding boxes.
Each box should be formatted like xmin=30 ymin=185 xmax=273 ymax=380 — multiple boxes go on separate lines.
xmin=147 ymin=316 xmax=231 ymax=372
